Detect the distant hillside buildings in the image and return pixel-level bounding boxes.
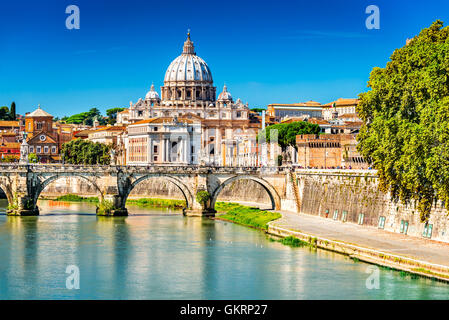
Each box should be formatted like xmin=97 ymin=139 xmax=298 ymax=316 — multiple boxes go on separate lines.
xmin=5 ymin=33 xmax=368 ymax=169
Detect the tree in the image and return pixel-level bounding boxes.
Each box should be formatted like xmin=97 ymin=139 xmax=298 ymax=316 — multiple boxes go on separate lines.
xmin=61 ymin=139 xmax=111 ymax=165
xmin=28 ymin=153 xmax=38 ymax=163
xmin=65 ymin=107 xmax=103 ymax=126
xmin=258 ymin=121 xmax=320 ymax=150
xmin=106 ymin=107 xmax=125 ymax=125
xmin=196 ymin=190 xmax=211 ymax=208
xmin=9 ymin=102 xmax=16 ymax=120
xmin=356 ymin=20 xmax=449 ymax=222
xmin=250 ymin=108 xmax=266 ymax=114
xmin=0 ymin=106 xmax=11 ymax=120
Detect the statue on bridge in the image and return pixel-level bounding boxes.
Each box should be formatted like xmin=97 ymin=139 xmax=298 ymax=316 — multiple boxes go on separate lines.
xmin=19 ymin=132 xmax=29 ymax=164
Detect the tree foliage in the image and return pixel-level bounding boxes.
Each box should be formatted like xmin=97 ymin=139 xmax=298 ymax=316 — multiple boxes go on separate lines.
xmin=28 ymin=153 xmax=38 ymax=163
xmin=106 ymin=107 xmax=125 ymax=125
xmin=258 ymin=121 xmax=320 ymax=150
xmin=196 ymin=190 xmax=211 ymax=206
xmin=0 ymin=105 xmax=14 ymax=121
xmin=356 ymin=20 xmax=449 ymax=222
xmin=61 ymin=139 xmax=111 ymax=165
xmin=9 ymin=102 xmax=16 ymax=120
xmin=250 ymin=108 xmax=266 ymax=114
xmin=64 ymin=108 xmax=103 ymax=125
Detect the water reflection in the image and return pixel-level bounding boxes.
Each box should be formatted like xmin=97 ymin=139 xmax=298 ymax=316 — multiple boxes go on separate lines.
xmin=0 ymin=200 xmax=448 ymax=300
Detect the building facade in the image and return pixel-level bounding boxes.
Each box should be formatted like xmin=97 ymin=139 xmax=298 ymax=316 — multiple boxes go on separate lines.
xmin=322 ymin=98 xmax=360 ymax=121
xmin=24 ymin=106 xmax=60 ymax=163
xmin=267 ymin=101 xmax=323 ymax=122
xmin=295 ymin=134 xmax=368 ymax=169
xmin=127 ymin=116 xmax=201 ymax=165
xmin=117 ymin=32 xmax=261 ymax=166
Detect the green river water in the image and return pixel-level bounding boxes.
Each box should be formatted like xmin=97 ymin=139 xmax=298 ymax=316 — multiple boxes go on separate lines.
xmin=0 ymin=199 xmax=448 ymax=300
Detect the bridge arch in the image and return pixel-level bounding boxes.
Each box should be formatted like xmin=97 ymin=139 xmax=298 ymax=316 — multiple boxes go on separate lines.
xmin=121 ymin=174 xmax=194 ymax=209
xmin=210 ymin=175 xmax=281 ymax=211
xmin=0 ymin=182 xmax=13 ymax=206
xmin=33 ymin=174 xmax=104 ymax=207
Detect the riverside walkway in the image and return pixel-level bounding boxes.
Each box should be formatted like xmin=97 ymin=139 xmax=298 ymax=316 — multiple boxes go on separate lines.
xmin=268 ymin=211 xmax=449 ymax=278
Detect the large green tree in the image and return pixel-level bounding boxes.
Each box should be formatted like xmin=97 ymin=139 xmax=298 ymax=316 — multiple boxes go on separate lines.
xmin=258 ymin=121 xmax=320 ymax=150
xmin=357 ymin=20 xmax=449 ymax=222
xmin=61 ymin=139 xmax=111 ymax=165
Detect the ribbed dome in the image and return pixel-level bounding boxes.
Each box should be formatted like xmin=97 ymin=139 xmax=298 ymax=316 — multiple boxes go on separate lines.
xmin=145 ymin=83 xmax=160 ymax=100
xmin=218 ymin=84 xmax=232 ymax=101
xmin=164 ymin=33 xmax=213 ymax=83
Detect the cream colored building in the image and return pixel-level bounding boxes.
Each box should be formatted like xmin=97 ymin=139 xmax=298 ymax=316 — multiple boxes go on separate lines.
xmin=88 ymin=126 xmax=126 ymax=145
xmin=127 ymin=116 xmax=201 ymax=165
xmin=119 ymin=32 xmax=262 ymax=166
xmin=322 ymin=98 xmax=360 ymax=121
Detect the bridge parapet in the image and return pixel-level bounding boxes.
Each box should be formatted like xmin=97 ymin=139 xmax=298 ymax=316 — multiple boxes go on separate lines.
xmin=0 ymin=163 xmax=365 ymax=217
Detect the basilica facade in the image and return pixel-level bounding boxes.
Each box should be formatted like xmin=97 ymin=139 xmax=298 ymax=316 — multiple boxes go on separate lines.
xmin=121 ymin=32 xmax=261 ymax=166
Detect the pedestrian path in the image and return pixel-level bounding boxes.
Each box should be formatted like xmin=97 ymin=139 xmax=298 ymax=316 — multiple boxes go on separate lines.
xmin=271 ymin=211 xmax=449 ymax=267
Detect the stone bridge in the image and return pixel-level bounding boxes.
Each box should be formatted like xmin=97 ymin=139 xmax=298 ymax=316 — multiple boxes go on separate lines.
xmin=0 ymin=164 xmax=299 ymax=216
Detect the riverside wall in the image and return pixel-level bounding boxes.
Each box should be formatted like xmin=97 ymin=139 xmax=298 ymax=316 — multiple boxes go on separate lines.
xmin=38 ymin=170 xmax=449 ymax=242
xmin=295 ymin=170 xmax=449 ymax=243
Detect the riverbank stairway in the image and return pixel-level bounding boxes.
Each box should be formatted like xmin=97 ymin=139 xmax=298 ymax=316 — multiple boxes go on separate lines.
xmin=290 ymin=172 xmax=301 ymax=213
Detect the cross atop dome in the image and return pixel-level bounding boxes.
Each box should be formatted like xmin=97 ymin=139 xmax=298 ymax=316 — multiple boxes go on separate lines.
xmin=183 ymin=30 xmax=196 ymax=55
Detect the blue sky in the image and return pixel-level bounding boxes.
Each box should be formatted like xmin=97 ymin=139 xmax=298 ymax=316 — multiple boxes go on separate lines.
xmin=0 ymin=0 xmax=448 ymax=117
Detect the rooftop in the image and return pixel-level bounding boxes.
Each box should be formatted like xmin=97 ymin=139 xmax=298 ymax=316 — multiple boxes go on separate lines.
xmin=26 ymin=106 xmax=53 ymax=118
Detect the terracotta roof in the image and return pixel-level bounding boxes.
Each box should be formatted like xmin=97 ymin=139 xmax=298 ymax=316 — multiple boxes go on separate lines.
xmin=0 ymin=142 xmax=20 ymax=149
xmin=0 ymin=121 xmax=20 ymax=127
xmin=322 ymin=98 xmax=359 ymax=108
xmin=339 ymin=113 xmax=359 ymax=118
xmin=0 ymin=131 xmax=19 ymax=136
xmin=92 ymin=126 xmax=126 ymax=132
xmin=118 ymin=109 xmax=129 ymax=114
xmin=268 ymin=101 xmax=322 ymax=107
xmin=308 ymin=118 xmax=331 ymax=125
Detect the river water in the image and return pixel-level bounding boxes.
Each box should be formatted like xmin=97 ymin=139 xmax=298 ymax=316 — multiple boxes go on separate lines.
xmin=0 ymin=199 xmax=448 ymax=300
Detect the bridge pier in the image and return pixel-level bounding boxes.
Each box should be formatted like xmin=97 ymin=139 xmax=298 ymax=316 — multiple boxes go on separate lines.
xmin=184 ymin=197 xmax=216 ymax=217
xmin=184 ymin=208 xmax=216 ymax=217
xmin=6 ymin=195 xmax=39 ymax=216
xmin=96 ymin=194 xmax=128 ymax=216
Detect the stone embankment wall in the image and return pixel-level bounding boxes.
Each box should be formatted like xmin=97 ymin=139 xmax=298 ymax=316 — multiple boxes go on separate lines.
xmin=40 ymin=177 xmax=271 ymax=205
xmin=295 ymin=171 xmax=449 ymax=243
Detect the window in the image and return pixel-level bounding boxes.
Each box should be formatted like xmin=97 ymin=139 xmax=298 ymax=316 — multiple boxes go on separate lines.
xmin=153 ymin=156 xmax=158 ymax=162
xmin=36 ymin=122 xmax=42 ymax=130
xmin=237 ymin=111 xmax=241 ymax=118
xmin=153 ymin=145 xmax=158 ymax=153
xmin=29 ymin=147 xmax=34 ymax=153
xmin=358 ymin=213 xmax=365 ymax=225
xmin=37 ymin=146 xmax=41 ymax=154
xmin=400 ymin=220 xmax=409 ymax=234
xmin=51 ymin=146 xmax=56 ymax=154
xmin=154 ymin=127 xmax=158 ymax=132
xmin=44 ymin=146 xmax=49 ymax=154
xmin=378 ymin=216 xmax=386 ymax=229
xmin=333 ymin=210 xmax=339 ymax=220
xmin=342 ymin=211 xmax=348 ymax=222
xmin=191 ymin=146 xmax=195 ymax=153
xmin=423 ymin=223 xmax=433 ymax=238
